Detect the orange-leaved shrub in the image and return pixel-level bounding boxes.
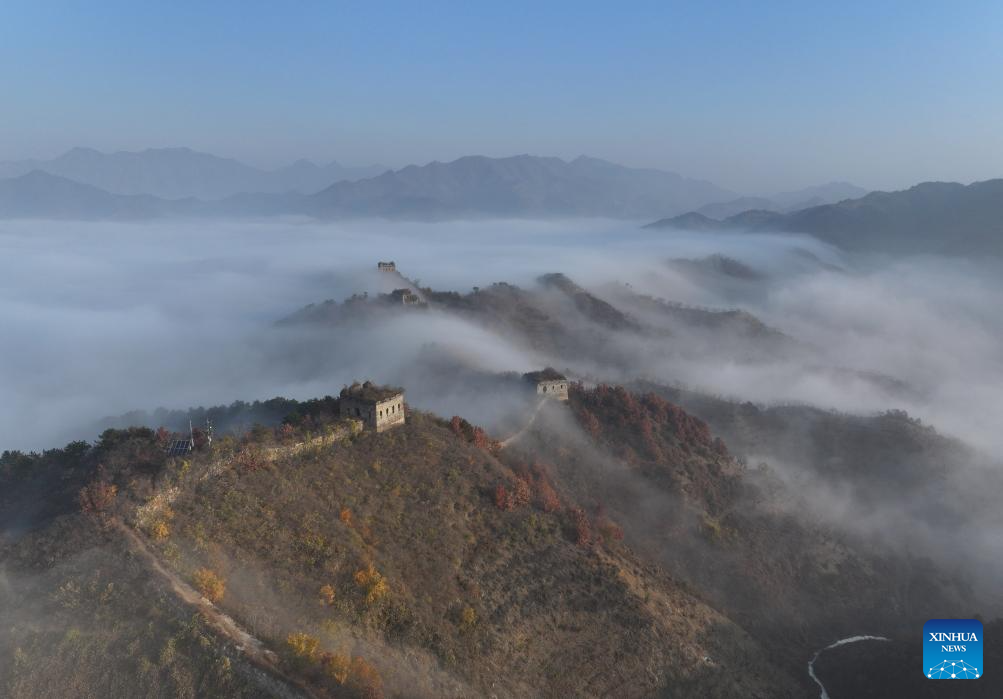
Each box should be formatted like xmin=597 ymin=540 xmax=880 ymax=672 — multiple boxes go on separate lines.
xmin=494 ymin=484 xmax=512 ymax=511
xmin=192 ymin=568 xmax=226 ymax=603
xmin=510 ymin=477 xmax=531 ymax=508
xmin=78 ymin=476 xmax=118 ymax=514
xmin=449 ymin=416 xmax=499 ymax=453
xmin=354 ymin=564 xmax=389 ymax=605
xmin=319 ymin=584 xmax=336 ymax=606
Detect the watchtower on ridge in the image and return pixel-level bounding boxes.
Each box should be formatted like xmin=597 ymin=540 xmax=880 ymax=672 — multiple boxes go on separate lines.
xmin=524 ymin=368 xmax=569 ymax=401
xmin=339 ymin=381 xmax=406 ymax=432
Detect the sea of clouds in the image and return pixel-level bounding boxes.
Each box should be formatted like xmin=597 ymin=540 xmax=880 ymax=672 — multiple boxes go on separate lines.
xmin=1 ymin=217 xmax=1001 ymax=459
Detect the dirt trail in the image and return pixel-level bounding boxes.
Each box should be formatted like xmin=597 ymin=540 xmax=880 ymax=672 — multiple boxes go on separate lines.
xmin=499 ymin=398 xmax=547 ymax=448
xmin=112 ymin=519 xmax=318 ymax=699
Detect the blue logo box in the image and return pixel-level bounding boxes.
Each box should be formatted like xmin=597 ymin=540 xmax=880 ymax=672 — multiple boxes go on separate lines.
xmin=924 ymin=619 xmax=983 ymax=679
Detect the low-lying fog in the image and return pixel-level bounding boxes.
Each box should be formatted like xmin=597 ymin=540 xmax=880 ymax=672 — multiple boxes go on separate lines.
xmin=1 ymin=217 xmax=1001 ymax=460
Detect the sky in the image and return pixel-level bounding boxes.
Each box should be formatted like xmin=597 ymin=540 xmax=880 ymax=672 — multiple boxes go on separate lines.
xmin=1 ymin=0 xmax=1002 ymax=192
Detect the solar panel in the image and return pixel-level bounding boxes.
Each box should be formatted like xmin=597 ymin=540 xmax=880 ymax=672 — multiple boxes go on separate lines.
xmin=166 ymin=439 xmax=193 ymax=456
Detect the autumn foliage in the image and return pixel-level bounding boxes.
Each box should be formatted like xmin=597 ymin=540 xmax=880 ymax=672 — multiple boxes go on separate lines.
xmin=192 ymin=568 xmax=226 ymax=603
xmin=494 ymin=484 xmax=512 ymax=511
xmin=151 ymin=521 xmax=171 ymax=540
xmin=78 ymin=475 xmax=118 ymax=514
xmin=286 ymin=632 xmax=384 ymax=698
xmin=234 ymin=446 xmax=266 ymax=473
xmin=511 ymin=477 xmax=531 ymax=508
xmin=348 ymin=656 xmax=383 ymax=699
xmin=319 ymin=584 xmax=336 ymax=606
xmin=286 ymin=632 xmax=320 ymax=662
xmin=572 ymin=385 xmax=727 ymax=460
xmin=449 ymin=416 xmax=500 ymax=453
xmin=536 ymin=478 xmax=561 ymax=513
xmin=354 ymin=564 xmax=389 ymax=605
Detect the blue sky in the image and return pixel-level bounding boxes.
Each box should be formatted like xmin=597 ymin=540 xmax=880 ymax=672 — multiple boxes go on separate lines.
xmin=1 ymin=0 xmax=1002 ymax=192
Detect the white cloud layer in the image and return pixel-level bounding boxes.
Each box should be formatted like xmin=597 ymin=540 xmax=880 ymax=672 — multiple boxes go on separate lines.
xmin=1 ymin=218 xmax=1001 ymax=461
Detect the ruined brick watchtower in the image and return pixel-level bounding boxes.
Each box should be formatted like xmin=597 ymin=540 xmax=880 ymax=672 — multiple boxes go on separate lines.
xmin=524 ymin=368 xmax=569 ymax=401
xmin=339 ymin=381 xmax=406 ymax=432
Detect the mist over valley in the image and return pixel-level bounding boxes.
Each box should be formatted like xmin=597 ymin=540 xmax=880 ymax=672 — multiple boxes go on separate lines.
xmin=4 ymin=3 xmax=1003 ymax=696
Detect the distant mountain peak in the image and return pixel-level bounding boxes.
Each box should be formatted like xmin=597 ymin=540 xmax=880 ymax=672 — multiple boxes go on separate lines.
xmin=307 ymin=153 xmax=736 ymax=219
xmin=0 ymin=147 xmax=385 ymax=199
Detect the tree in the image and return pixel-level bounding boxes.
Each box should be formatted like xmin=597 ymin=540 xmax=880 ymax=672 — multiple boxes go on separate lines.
xmin=494 ymin=484 xmax=511 ymax=511
xmin=321 ymin=651 xmax=350 ymax=684
xmin=277 ymin=423 xmax=296 ymax=442
xmin=354 ymin=564 xmax=388 ymax=605
xmin=151 ymin=521 xmax=170 ymax=540
xmin=348 ymin=656 xmax=384 ymax=699
xmin=78 ymin=475 xmax=117 ymax=514
xmin=284 ymin=633 xmax=318 ymax=665
xmin=319 ymin=584 xmax=336 ymax=606
xmin=192 ymin=568 xmax=226 ymax=603
xmin=511 ymin=477 xmax=531 ymax=508
xmin=155 ymin=426 xmax=171 ymax=447
xmin=536 ymin=478 xmax=561 ymax=513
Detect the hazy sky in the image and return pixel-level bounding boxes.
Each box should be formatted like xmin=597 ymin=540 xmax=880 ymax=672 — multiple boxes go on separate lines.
xmin=2 ymin=1 xmax=1002 ymax=192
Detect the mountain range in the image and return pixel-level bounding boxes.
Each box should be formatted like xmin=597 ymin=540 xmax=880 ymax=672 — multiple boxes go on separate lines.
xmin=0 ymin=153 xmax=739 ymax=221
xmin=0 ymin=147 xmax=386 ymax=199
xmin=2 ymin=148 xmax=1002 ymax=257
xmin=646 ymin=179 xmax=1003 ymax=255
xmin=693 ymin=181 xmax=869 ymax=219
xmin=304 ymin=154 xmax=737 ymax=219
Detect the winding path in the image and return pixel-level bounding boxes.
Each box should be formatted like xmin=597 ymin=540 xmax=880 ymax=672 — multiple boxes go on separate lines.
xmin=113 ymin=519 xmax=317 ymax=699
xmin=807 ymin=635 xmax=890 ymax=699
xmin=499 ymin=398 xmax=547 ymax=449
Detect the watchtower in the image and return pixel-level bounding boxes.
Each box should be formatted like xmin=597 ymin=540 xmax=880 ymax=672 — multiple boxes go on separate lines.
xmin=523 ymin=368 xmax=569 ymax=401
xmin=339 ymin=381 xmax=406 ymax=432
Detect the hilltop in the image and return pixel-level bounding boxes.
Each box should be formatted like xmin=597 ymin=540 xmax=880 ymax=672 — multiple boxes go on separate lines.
xmin=6 ymin=377 xmax=1001 ymax=697
xmin=1 ymin=394 xmax=803 ymax=698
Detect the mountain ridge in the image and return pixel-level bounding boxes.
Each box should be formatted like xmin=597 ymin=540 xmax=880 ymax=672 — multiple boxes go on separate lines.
xmin=0 ymin=146 xmax=387 ymax=200
xmin=0 ymin=153 xmax=738 ymax=221
xmin=645 ymin=178 xmax=1003 ymax=255
xmin=694 ymin=181 xmax=869 ymax=219
xmin=304 ymin=153 xmax=737 ymax=220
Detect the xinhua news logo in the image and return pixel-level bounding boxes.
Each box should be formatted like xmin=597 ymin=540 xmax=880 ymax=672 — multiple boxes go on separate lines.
xmin=924 ymin=619 xmax=983 ymax=679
